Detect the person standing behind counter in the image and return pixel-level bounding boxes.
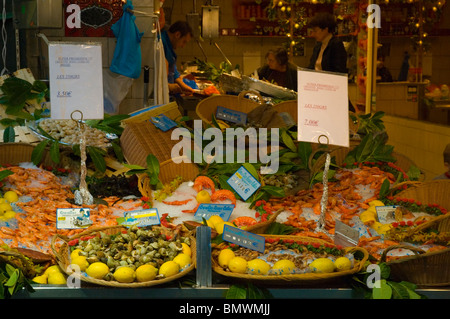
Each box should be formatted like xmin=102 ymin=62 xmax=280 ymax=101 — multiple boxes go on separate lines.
xmin=307 ymin=12 xmax=347 ymax=74
xmin=160 ymin=21 xmax=196 ymax=95
xmin=257 ymin=48 xmax=298 ymax=91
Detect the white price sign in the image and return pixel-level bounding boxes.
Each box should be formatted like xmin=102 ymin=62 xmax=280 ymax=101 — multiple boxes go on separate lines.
xmin=297 ymin=68 xmax=349 ymax=147
xmin=49 ymin=42 xmax=104 ymax=120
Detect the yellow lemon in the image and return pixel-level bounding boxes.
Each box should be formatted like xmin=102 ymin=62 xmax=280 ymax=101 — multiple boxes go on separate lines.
xmin=113 ymin=266 xmax=136 ymax=283
xmin=159 ymin=261 xmax=180 ymax=278
xmin=369 ymin=200 xmax=385 ymax=207
xmin=334 ymin=257 xmax=352 ymax=272
xmin=196 ymin=190 xmax=211 ymax=204
xmin=247 ymin=259 xmax=271 ymax=275
xmin=86 ymin=262 xmax=110 ymax=279
xmin=47 ymin=272 xmax=66 ymax=285
xmin=70 ymin=248 xmax=82 ymax=260
xmin=3 ymin=210 xmax=15 ymax=219
xmin=181 ymin=243 xmax=191 ymax=257
xmin=207 ymin=215 xmax=224 ymax=228
xmin=360 ymin=210 xmax=377 ymax=225
xmin=173 ymin=253 xmax=192 ymax=269
xmin=32 ymin=274 xmax=48 ymax=284
xmin=0 ymin=202 xmax=12 ymax=213
xmin=44 ymin=265 xmax=62 ymax=276
xmin=272 ymin=259 xmax=296 ymax=275
xmin=309 ymin=258 xmax=335 ymax=273
xmin=3 ymin=190 xmax=18 ymax=203
xmin=206 ymin=219 xmax=215 ymax=228
xmin=228 ymin=256 xmax=247 ymax=274
xmin=136 ymin=264 xmax=158 ymax=282
xmin=71 ymin=255 xmax=89 ymax=272
xmin=218 ymin=248 xmax=235 ymax=268
xmin=216 ymin=120 xmax=230 ymax=130
xmin=0 ymin=198 xmax=5 ymax=204
xmin=215 ymin=221 xmax=236 ymax=235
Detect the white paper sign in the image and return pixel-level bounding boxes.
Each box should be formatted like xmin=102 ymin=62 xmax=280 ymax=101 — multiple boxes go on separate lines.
xmin=49 ymin=42 xmax=104 ymax=120
xmin=297 ymin=68 xmax=349 ymax=147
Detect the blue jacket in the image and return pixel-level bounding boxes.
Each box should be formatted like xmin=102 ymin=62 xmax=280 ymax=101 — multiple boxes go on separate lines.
xmin=160 ymin=29 xmax=180 ymax=84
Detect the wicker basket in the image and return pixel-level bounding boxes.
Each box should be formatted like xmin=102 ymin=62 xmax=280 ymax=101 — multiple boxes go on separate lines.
xmin=137 ymin=157 xmax=200 ymax=198
xmin=380 ymin=244 xmax=450 ymax=287
xmin=241 ymin=209 xmax=283 ymax=234
xmin=273 ymin=100 xmax=297 ymax=123
xmin=196 ymin=90 xmax=263 ymax=126
xmin=51 ymin=225 xmax=196 ymax=288
xmin=0 ymin=142 xmax=59 ymax=167
xmin=211 ymin=234 xmax=369 ymax=284
xmin=394 ymin=179 xmax=450 ymax=211
xmin=309 ymin=145 xmax=425 ymax=181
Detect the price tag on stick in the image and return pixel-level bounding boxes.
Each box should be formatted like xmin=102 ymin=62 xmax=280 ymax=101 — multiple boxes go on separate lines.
xmin=49 ymin=42 xmax=104 ymax=120
xmin=297 ymin=68 xmax=349 ymax=147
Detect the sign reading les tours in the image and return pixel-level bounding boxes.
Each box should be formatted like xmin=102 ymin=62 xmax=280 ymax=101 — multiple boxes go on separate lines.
xmin=64 ymin=0 xmax=125 ymax=37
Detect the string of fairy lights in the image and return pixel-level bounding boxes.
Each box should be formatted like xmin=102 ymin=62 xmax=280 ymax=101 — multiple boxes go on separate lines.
xmin=265 ymin=0 xmax=446 ymax=56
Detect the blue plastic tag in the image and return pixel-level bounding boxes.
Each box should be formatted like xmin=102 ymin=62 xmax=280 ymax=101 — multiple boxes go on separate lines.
xmin=227 ymin=166 xmax=261 ymax=201
xmin=121 ymin=208 xmax=161 ymax=227
xmin=194 ymin=203 xmax=234 ymax=222
xmin=56 ymin=208 xmax=93 ymax=229
xmin=222 ymin=224 xmax=265 ymax=253
xmin=150 ymin=114 xmax=177 ymax=132
xmin=216 ymin=106 xmax=247 ymax=125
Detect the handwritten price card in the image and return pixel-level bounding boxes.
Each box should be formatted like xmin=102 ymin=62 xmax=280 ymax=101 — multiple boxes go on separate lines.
xmin=49 ymin=42 xmax=104 ymax=120
xmin=297 ymin=68 xmax=349 ymax=147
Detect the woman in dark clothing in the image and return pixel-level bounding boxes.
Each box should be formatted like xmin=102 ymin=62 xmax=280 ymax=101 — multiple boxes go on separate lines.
xmin=307 ymin=12 xmax=348 ymax=74
xmin=257 ymin=48 xmax=298 ymax=91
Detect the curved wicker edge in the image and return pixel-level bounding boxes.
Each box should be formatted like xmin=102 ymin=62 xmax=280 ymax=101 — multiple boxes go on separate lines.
xmin=394 ymin=179 xmax=450 ymax=211
xmin=381 ymin=246 xmax=450 ymax=287
xmin=243 ymin=209 xmax=282 ymax=234
xmin=405 ymin=213 xmax=450 ymax=236
xmin=196 ymin=90 xmax=263 ymax=125
xmin=212 ymin=235 xmax=369 ymax=283
xmin=51 ymin=225 xmax=196 ymax=288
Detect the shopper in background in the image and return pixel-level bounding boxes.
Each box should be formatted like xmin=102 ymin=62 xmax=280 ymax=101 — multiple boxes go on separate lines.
xmin=307 ymin=12 xmax=354 ymax=111
xmin=307 ymin=12 xmax=348 ymax=74
xmin=433 ymin=144 xmax=450 ymax=180
xmin=256 ymin=47 xmax=298 ymax=91
xmin=160 ymin=20 xmax=196 ymax=95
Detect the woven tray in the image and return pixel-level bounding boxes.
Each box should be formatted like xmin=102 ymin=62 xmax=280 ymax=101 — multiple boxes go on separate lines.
xmin=137 ymin=157 xmax=200 ymax=198
xmin=272 ymin=100 xmax=297 ymax=124
xmin=212 ymin=234 xmax=369 ymax=284
xmin=51 ymin=225 xmax=196 ymax=288
xmin=243 ymin=209 xmax=282 ymax=234
xmin=394 ymin=179 xmax=450 ymax=211
xmin=120 ymin=119 xmax=191 ymax=166
xmin=0 ymin=142 xmax=58 ymax=167
xmin=380 ymin=244 xmax=450 ymax=287
xmin=196 ymin=90 xmax=263 ymax=126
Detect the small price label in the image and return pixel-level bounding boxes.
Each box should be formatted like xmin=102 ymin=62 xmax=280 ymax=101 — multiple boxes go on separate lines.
xmin=222 ymin=224 xmax=265 ymax=253
xmin=227 ymin=166 xmax=261 ymax=201
xmin=194 ymin=203 xmax=234 ymax=222
xmin=216 ymin=106 xmax=247 ymax=125
xmin=120 ymin=208 xmax=160 ymax=227
xmin=56 ymin=208 xmax=93 ymax=229
xmin=376 ymin=205 xmax=399 ymax=223
xmin=150 ymin=114 xmax=177 ymax=132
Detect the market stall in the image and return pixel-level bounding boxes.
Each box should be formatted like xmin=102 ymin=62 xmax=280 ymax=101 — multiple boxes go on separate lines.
xmin=0 ymin=67 xmax=449 ymax=301
xmin=1 ymin=0 xmax=450 ymax=303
